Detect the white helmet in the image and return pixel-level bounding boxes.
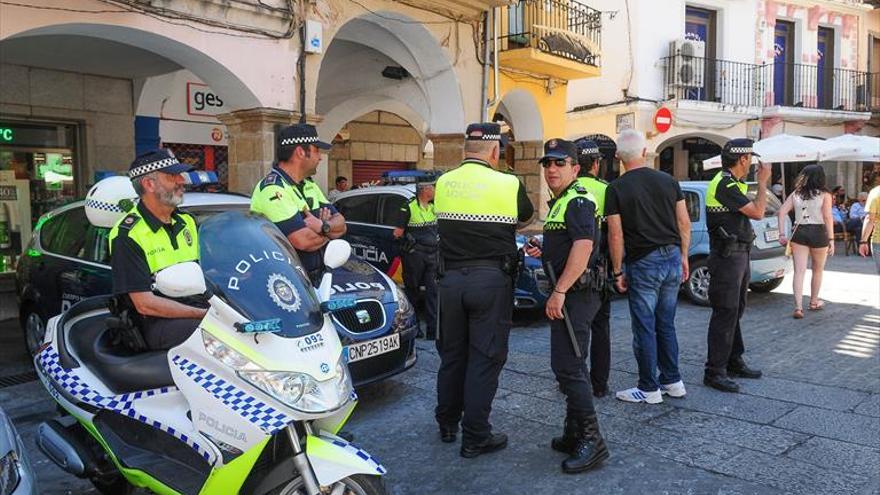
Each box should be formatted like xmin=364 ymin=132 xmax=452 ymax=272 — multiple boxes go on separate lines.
xmin=85 ymin=176 xmax=138 ymax=228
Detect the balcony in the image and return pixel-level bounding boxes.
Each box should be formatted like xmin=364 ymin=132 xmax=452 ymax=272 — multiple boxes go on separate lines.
xmin=497 ymin=0 xmax=602 ymax=81
xmin=660 ymin=54 xmax=874 ymax=120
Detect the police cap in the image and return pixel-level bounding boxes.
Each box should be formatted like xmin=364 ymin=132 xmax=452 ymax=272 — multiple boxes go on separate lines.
xmin=540 ymin=138 xmax=578 ymax=163
xmin=574 ymin=138 xmax=602 ymax=165
xmin=128 ymin=149 xmax=192 ymax=179
xmin=465 ymin=122 xmax=502 ymax=142
xmin=278 ymin=123 xmax=331 ymax=150
xmin=722 ymin=138 xmax=760 ymax=159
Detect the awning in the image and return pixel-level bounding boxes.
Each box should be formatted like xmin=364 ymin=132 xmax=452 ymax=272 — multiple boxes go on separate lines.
xmin=702 ymin=133 xmax=879 ymax=170
xmin=753 ymin=134 xmax=825 ymax=162
xmin=820 ymin=134 xmax=880 ymax=162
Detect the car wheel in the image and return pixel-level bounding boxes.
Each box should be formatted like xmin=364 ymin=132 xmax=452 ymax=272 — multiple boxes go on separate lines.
xmin=685 ymin=258 xmax=710 ymax=306
xmin=22 ymin=308 xmax=46 ymax=356
xmin=749 ymin=277 xmax=784 ymax=293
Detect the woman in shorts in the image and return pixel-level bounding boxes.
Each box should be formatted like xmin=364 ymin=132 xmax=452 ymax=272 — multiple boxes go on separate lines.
xmin=778 ymin=165 xmax=834 ymax=319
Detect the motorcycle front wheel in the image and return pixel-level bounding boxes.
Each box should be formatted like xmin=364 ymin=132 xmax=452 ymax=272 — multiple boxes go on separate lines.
xmin=273 ymin=474 xmax=387 ymax=495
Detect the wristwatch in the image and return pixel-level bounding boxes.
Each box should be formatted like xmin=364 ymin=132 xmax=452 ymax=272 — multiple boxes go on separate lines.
xmin=321 ymin=220 xmax=331 ymax=236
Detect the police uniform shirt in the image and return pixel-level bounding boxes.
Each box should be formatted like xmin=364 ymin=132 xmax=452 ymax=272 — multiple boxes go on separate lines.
xmin=110 ymin=201 xmax=198 ymax=295
xmin=251 ymin=166 xmax=338 ymax=272
xmin=543 ymin=182 xmax=596 ymax=278
xmin=395 ymin=198 xmax=438 ymax=247
xmin=437 ymin=160 xmax=534 ymax=261
xmin=707 ymin=171 xmax=753 ymax=243
xmin=577 ymin=174 xmax=607 ymax=218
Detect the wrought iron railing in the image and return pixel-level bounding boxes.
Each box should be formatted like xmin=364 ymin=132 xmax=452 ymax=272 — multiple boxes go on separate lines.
xmin=868 ymin=72 xmax=880 ymax=112
xmin=661 ymin=54 xmax=873 ymax=112
xmin=499 ymin=0 xmax=601 ymax=68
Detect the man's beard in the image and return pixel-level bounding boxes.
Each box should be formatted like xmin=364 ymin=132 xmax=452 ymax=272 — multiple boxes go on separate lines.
xmin=156 ymin=184 xmax=184 ymax=207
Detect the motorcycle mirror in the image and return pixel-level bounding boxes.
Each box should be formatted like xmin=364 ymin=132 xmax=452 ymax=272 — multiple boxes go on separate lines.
xmin=153 ymin=262 xmax=207 ymax=298
xmin=324 ymin=239 xmax=351 ymax=269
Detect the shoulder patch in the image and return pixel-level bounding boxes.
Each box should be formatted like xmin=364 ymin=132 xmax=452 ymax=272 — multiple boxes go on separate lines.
xmin=118 ymin=214 xmax=140 ymax=230
xmin=574 ymin=184 xmax=588 ymax=194
xmin=259 ymin=172 xmax=280 ymax=190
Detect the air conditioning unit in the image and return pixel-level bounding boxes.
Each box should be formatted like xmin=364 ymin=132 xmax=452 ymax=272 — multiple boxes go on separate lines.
xmin=669 ymin=39 xmax=706 ymax=88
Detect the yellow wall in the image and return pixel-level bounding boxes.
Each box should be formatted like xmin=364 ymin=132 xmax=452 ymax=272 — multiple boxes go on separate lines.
xmin=490 ymin=71 xmax=568 ymax=141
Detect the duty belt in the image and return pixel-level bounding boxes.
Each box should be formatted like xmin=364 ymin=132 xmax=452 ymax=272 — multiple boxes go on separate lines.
xmin=444 ymin=258 xmax=504 ymax=270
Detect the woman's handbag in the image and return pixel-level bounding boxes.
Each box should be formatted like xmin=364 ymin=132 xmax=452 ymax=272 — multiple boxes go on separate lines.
xmin=785 ymin=206 xmax=807 ymax=257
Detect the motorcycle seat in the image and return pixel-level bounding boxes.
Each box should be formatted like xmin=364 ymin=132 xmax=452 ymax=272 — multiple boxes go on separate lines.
xmin=66 ymin=308 xmax=175 ymax=395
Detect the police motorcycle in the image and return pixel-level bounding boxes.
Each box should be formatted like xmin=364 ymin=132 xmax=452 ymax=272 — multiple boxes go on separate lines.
xmin=33 ymin=209 xmax=388 ymax=495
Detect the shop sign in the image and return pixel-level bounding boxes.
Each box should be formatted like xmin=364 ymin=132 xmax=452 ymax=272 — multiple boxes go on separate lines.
xmin=0 ymin=127 xmax=12 ymax=143
xmin=160 ymin=120 xmax=228 ymax=146
xmin=0 ymin=186 xmax=16 ymax=201
xmin=187 ymin=82 xmax=226 ymax=117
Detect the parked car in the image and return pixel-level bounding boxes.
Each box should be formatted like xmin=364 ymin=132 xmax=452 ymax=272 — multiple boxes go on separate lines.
xmin=0 ymin=405 xmax=37 ymax=495
xmin=15 ymin=193 xmax=417 ymax=386
xmin=680 ymin=181 xmax=792 ymax=306
xmin=333 ymin=185 xmax=550 ymax=309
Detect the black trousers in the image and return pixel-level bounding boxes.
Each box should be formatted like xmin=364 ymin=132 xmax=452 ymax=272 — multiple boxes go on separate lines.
xmin=551 ymin=290 xmax=602 ymax=419
xmin=705 ymin=249 xmax=749 ymax=376
xmin=435 ymin=266 xmax=513 ymax=445
xmin=143 ymin=317 xmax=201 ymax=351
xmin=402 ymin=247 xmax=438 ymax=337
xmin=590 ymin=291 xmax=611 ymax=392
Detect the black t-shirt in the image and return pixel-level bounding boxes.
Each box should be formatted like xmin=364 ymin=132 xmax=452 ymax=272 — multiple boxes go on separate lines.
xmin=543 ymin=195 xmax=596 ymax=280
xmin=605 ymin=167 xmax=684 ymax=262
xmin=706 ymin=173 xmax=754 ymax=243
xmin=438 ymin=168 xmax=534 ymax=261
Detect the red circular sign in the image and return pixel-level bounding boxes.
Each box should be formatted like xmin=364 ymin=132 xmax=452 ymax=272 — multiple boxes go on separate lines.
xmin=654 ymin=107 xmax=673 ymax=133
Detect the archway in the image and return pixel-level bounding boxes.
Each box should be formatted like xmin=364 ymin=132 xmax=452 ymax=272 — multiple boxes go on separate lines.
xmin=654 ymin=132 xmax=727 ymax=180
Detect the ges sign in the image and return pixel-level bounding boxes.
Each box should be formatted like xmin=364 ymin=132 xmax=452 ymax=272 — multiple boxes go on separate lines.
xmin=187 ymin=82 xmax=226 ymax=117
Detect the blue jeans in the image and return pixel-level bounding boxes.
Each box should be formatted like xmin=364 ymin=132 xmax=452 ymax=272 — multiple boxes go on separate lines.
xmin=625 ymin=245 xmax=682 ymax=392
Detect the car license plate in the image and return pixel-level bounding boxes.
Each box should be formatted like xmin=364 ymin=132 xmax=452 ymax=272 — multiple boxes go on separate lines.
xmin=345 ymin=334 xmax=400 ymax=363
xmin=764 ymin=230 xmax=779 ymax=242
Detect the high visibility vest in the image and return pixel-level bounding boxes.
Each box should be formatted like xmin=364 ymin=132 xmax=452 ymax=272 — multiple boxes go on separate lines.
xmin=544 ymin=182 xmax=597 ymax=232
xmin=434 ymin=161 xmax=520 ymax=224
xmin=576 ymin=175 xmax=607 ymax=218
xmin=109 ymin=206 xmax=199 ymax=275
xmin=404 ymin=198 xmax=437 ymax=228
xmin=251 ymin=169 xmax=328 ymax=223
xmin=706 ymin=170 xmax=747 ymax=213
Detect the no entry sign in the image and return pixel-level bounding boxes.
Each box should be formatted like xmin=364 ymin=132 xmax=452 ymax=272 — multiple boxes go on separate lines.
xmin=654 ymin=107 xmax=673 ymax=133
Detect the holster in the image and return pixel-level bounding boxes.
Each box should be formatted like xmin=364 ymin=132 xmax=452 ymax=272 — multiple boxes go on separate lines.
xmin=712 ymin=226 xmax=738 ymax=258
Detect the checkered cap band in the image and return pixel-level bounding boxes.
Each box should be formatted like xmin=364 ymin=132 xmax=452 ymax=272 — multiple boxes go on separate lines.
xmin=727 ymin=147 xmax=753 ymax=154
xmin=580 ymin=147 xmax=600 ymax=155
xmin=129 ymin=157 xmax=181 ymax=178
xmin=86 ymin=198 xmax=124 ymax=213
xmin=437 ymin=212 xmax=517 ymax=224
xmin=480 ymin=134 xmax=501 ymax=141
xmin=279 ymin=136 xmax=319 ymax=147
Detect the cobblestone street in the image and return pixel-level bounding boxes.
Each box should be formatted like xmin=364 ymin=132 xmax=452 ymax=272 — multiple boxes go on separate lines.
xmin=2 ymin=253 xmax=878 ymax=494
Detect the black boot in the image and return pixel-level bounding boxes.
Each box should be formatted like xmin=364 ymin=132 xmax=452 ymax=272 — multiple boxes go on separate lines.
xmin=703 ymin=372 xmax=740 ymax=393
xmin=561 ymin=415 xmax=609 ymax=474
xmin=727 ymin=357 xmax=762 ymax=379
xmin=551 ymin=416 xmax=578 ymax=455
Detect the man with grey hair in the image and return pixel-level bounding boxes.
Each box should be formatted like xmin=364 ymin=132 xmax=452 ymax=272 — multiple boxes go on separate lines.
xmin=605 ymin=129 xmax=691 ymax=404
xmin=109 ymin=149 xmax=206 ymax=351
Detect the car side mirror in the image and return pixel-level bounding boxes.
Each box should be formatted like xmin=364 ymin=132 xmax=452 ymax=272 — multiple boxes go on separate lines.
xmin=153 ymin=262 xmax=207 ymax=298
xmin=324 ymin=239 xmax=351 ymax=269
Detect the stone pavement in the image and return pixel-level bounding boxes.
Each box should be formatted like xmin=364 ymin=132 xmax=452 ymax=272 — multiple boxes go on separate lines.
xmin=1 ymin=252 xmax=877 ymax=494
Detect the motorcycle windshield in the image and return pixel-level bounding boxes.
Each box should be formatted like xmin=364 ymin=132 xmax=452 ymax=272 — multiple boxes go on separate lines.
xmin=199 ymin=211 xmax=323 ymax=338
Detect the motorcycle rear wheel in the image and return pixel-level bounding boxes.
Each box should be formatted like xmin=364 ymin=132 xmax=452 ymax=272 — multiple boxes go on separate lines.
xmin=273 ymin=474 xmax=387 ymax=495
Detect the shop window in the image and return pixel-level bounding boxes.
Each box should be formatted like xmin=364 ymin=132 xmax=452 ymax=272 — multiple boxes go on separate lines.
xmin=41 ymin=207 xmax=89 ymax=258
xmin=335 ymin=194 xmax=379 ymax=224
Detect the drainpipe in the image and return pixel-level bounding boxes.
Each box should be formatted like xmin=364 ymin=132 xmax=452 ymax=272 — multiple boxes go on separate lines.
xmin=481 ymin=7 xmax=501 ymax=121
xmin=298 ymin=19 xmax=307 ymax=124
xmin=492 ymin=6 xmax=500 ymax=109
xmin=481 ymin=10 xmax=491 ymax=121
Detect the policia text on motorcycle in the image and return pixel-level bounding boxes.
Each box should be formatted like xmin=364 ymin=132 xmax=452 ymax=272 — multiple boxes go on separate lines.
xmin=574 ymin=138 xmax=612 ymax=398
xmin=109 ymin=149 xmax=205 ymax=351
xmin=250 ymin=124 xmax=347 ymax=281
xmin=393 ymin=182 xmax=439 ymax=340
xmin=703 ymin=138 xmax=769 ymax=393
xmin=523 ymin=138 xmax=610 ymax=474
xmin=434 ymin=122 xmax=534 ymax=459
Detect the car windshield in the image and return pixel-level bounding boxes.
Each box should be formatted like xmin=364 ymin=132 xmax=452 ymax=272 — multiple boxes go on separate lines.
xmin=199 ymin=211 xmax=323 ymax=338
xmin=746 ymin=184 xmax=782 ymax=217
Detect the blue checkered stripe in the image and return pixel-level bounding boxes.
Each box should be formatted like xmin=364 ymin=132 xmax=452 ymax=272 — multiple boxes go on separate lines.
xmin=38 ymin=347 xmax=216 ymax=463
xmin=330 ymin=439 xmax=386 ymax=475
xmin=172 ymin=355 xmax=291 ymax=434
xmin=85 ymin=198 xmax=125 ymax=213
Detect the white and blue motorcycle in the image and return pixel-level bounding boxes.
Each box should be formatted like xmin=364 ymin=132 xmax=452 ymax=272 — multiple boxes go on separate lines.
xmin=34 ymin=211 xmax=387 ymax=495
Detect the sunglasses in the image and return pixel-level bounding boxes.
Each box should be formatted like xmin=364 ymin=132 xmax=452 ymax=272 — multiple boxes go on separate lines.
xmin=541 ymin=159 xmax=573 ymax=169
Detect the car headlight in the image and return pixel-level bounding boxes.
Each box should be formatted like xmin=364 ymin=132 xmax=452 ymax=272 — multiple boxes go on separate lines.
xmin=393 ymin=285 xmax=415 ymax=331
xmin=0 ymin=450 xmax=21 ymax=495
xmin=202 ymin=330 xmax=352 ymax=414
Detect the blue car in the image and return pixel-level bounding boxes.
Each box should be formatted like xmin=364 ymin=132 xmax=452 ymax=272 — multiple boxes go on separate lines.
xmin=333 ymin=185 xmax=550 ymax=309
xmin=15 ymin=193 xmax=418 ymax=386
xmin=680 ymin=181 xmax=792 ymax=305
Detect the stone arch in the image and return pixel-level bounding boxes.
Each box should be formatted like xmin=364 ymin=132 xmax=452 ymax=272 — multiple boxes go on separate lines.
xmin=654 ymin=132 xmax=727 ymax=180
xmin=318 ymin=97 xmax=427 ymax=143
xmin=494 ymin=89 xmax=544 ymax=142
xmin=653 ymin=132 xmax=728 ymax=153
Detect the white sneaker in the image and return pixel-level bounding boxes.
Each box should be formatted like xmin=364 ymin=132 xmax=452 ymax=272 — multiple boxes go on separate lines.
xmin=660 ymin=380 xmax=687 ymax=398
xmin=615 ymin=387 xmax=663 ymax=404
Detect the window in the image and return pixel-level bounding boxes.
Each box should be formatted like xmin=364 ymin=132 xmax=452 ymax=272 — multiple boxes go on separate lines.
xmin=40 ymin=207 xmax=90 ymax=258
xmin=377 ymin=194 xmax=409 ymax=227
xmin=683 ymin=190 xmax=702 ymax=222
xmin=335 ymin=194 xmax=379 ymax=224
xmin=684 ymin=6 xmax=717 ymax=101
xmin=82 ymin=226 xmax=111 ymax=265
xmin=774 ymin=20 xmax=795 ymax=106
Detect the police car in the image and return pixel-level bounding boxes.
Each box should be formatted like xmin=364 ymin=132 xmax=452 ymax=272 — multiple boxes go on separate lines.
xmin=680 ymin=181 xmax=792 ymax=306
xmin=15 ymin=187 xmax=417 ymax=387
xmin=333 ymin=183 xmax=551 ymax=309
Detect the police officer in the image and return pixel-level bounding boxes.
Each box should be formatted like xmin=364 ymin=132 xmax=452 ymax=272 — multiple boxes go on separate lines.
xmin=250 ymin=124 xmax=346 ymax=281
xmin=434 ymin=122 xmax=534 ymax=458
xmin=393 ymin=182 xmax=438 ymax=340
xmin=574 ymin=138 xmax=612 ymax=398
xmin=109 ymin=149 xmax=205 ymax=351
xmin=524 ymin=138 xmax=609 ymax=474
xmin=704 ymin=138 xmax=770 ymax=393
